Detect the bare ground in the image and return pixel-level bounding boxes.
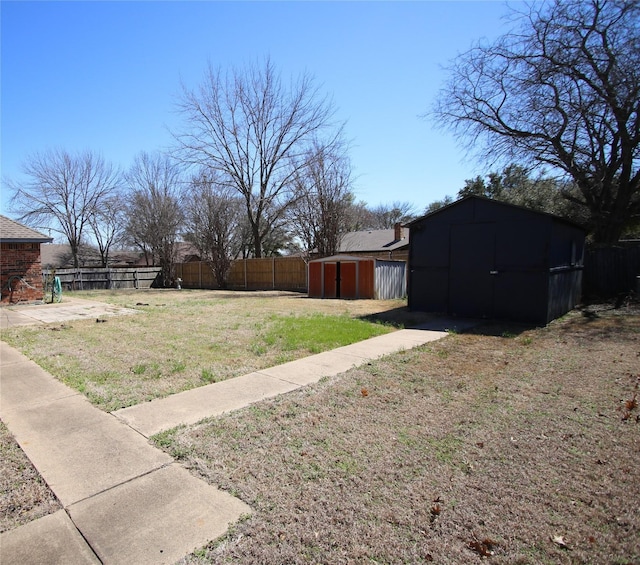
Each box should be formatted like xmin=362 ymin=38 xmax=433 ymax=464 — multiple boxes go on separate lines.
xmin=154 ymin=307 xmax=640 ymax=564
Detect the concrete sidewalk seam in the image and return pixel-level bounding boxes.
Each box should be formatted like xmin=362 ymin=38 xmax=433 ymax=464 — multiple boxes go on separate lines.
xmin=64 ymin=508 xmax=102 ymax=564
xmin=1 ymin=391 xmax=84 ymax=415
xmin=64 ymin=460 xmax=177 ymax=510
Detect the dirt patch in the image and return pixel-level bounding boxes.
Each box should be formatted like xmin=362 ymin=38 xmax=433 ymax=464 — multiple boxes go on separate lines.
xmin=156 ymin=308 xmax=640 ymax=564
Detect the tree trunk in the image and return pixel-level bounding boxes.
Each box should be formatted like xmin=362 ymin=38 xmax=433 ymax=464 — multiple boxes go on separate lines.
xmin=253 ymin=225 xmax=262 ymax=258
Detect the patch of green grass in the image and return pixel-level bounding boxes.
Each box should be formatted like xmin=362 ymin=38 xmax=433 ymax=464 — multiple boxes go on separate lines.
xmin=250 ymin=343 xmax=267 ymax=356
xmin=427 ymin=434 xmax=464 ymax=465
xmin=200 ymin=368 xmax=219 ymax=384
xmin=151 ymin=426 xmax=191 ymax=459
xmin=261 ymin=313 xmax=391 ymax=353
xmin=170 ymin=360 xmax=187 ymax=374
xmin=131 ymin=363 xmax=147 ymax=375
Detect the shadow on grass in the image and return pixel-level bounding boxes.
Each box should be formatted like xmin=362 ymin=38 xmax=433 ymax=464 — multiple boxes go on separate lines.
xmin=554 ymin=307 xmax=640 ymax=342
xmin=360 ymin=306 xmax=537 ymax=337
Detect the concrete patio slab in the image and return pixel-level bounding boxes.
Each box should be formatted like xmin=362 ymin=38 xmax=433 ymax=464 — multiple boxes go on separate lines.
xmin=0 ymin=306 xmax=45 ymax=328
xmin=68 ymin=464 xmax=251 ymax=565
xmin=113 ymin=371 xmax=301 ymax=438
xmin=414 ymin=317 xmax=480 ymax=333
xmin=0 ymin=297 xmax=139 ymax=329
xmin=2 ymin=393 xmax=172 ymax=506
xmin=0 ymin=510 xmax=100 ymax=565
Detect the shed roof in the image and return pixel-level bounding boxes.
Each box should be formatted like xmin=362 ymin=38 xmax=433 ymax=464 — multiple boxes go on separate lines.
xmin=339 ymin=228 xmax=409 ymax=253
xmin=310 ymin=254 xmax=375 ymax=263
xmin=310 ymin=254 xmax=405 ymax=264
xmin=407 ymin=195 xmax=586 ymax=231
xmin=0 ymin=215 xmax=53 ymax=243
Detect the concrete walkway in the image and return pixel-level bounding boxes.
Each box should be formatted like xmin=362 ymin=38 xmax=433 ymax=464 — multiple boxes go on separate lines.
xmin=0 ymin=302 xmax=475 ymax=564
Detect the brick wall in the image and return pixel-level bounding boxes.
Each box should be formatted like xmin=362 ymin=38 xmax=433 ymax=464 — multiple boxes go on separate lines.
xmin=1 ymin=242 xmax=46 ymax=304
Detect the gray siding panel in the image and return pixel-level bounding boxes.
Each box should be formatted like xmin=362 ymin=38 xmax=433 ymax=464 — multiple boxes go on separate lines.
xmin=374 ymin=261 xmax=406 ymax=300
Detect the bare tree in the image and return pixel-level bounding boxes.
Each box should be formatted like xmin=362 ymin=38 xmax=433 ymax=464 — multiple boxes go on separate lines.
xmin=125 ymin=152 xmax=184 ymax=286
xmin=88 ymin=195 xmax=126 ymax=267
xmin=434 ymin=0 xmax=640 ymax=244
xmin=289 ymin=140 xmax=355 ymax=258
xmin=366 ymin=201 xmax=419 ymax=229
xmin=183 ymin=171 xmax=243 ymax=287
xmin=8 ymin=148 xmax=121 ymax=267
xmin=173 ymin=58 xmax=340 ymax=257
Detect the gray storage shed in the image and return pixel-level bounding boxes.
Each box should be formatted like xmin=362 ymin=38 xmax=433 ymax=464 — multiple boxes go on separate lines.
xmin=407 ymin=196 xmax=586 ymax=324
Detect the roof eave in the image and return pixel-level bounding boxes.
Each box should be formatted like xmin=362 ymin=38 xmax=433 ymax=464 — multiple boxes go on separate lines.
xmin=1 ymin=237 xmax=54 ymax=244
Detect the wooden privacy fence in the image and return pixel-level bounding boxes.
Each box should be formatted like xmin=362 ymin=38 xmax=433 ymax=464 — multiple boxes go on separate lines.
xmin=583 ymin=244 xmax=640 ymax=298
xmin=42 ymin=267 xmax=162 ymax=291
xmin=176 ymin=257 xmax=308 ymax=291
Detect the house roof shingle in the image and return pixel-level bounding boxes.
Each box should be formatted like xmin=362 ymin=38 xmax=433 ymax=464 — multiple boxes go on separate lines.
xmin=338 ymin=228 xmax=409 ymax=253
xmin=0 ymin=215 xmax=53 ymax=243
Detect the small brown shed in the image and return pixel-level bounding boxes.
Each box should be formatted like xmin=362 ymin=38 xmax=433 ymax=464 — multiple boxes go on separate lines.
xmin=308 ymin=255 xmax=406 ymax=299
xmin=1 ymin=215 xmax=53 ymax=304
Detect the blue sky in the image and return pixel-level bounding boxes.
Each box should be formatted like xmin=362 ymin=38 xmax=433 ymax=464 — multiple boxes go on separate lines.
xmin=1 ymin=1 xmax=516 ymax=218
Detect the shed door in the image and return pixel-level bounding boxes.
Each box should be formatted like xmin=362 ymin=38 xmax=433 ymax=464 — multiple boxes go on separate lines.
xmin=340 ymin=262 xmax=358 ymax=299
xmin=449 ymin=223 xmax=496 ymax=318
xmin=323 ymin=263 xmax=337 ymax=298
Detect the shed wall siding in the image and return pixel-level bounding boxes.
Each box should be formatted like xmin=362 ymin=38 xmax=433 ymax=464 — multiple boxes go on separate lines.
xmin=408 ymin=197 xmax=585 ymax=324
xmin=375 ymin=261 xmax=406 ymax=300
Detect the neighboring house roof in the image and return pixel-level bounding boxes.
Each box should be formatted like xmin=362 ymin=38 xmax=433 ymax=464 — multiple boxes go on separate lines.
xmin=339 ymin=226 xmax=409 ymax=254
xmin=0 ymin=215 xmax=53 ymax=243
xmin=41 ymin=241 xmax=201 ymax=269
xmin=41 ymin=244 xmax=80 ymax=268
xmin=41 ymin=244 xmax=148 ymax=268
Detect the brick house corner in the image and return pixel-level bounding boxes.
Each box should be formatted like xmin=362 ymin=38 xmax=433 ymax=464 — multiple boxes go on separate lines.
xmin=1 ymin=215 xmax=53 ymax=305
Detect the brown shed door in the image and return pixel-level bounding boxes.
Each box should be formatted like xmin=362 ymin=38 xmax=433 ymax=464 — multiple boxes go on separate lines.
xmin=449 ymin=223 xmax=496 ymax=318
xmin=323 ymin=263 xmax=337 ymax=298
xmin=308 ymin=262 xmax=322 ymax=297
xmin=340 ymin=262 xmax=357 ymax=298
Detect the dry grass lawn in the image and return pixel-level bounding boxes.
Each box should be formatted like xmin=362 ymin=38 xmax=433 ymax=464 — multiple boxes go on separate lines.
xmin=152 ymin=307 xmax=640 ymax=564
xmin=0 ymin=290 xmax=419 ymax=412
